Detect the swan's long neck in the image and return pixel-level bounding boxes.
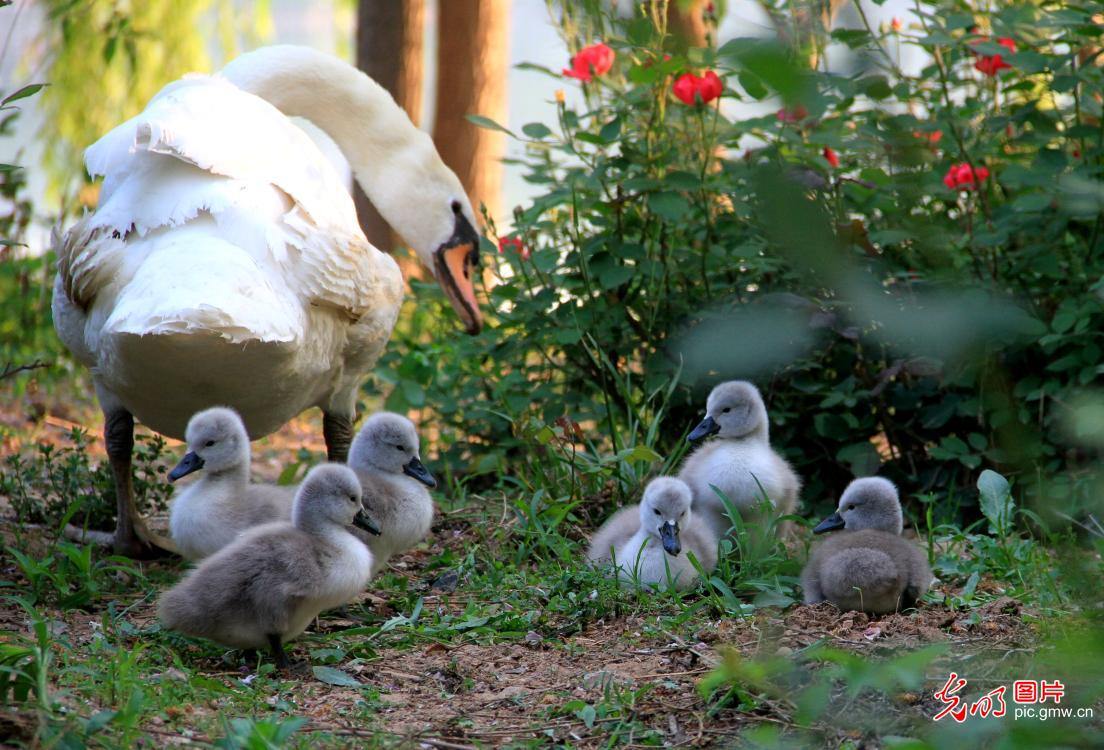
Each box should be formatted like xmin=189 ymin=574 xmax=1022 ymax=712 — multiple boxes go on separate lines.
xmin=218 ymin=45 xmax=443 ymax=244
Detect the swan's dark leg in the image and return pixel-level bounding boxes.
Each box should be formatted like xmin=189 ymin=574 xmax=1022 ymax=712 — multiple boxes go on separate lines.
xmin=323 ymin=411 xmax=354 ymax=463
xmin=105 ymin=407 xmax=146 ymax=557
xmin=104 ymin=405 xmax=174 ymax=558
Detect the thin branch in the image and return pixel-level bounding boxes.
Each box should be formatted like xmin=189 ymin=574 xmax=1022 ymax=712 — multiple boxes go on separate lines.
xmin=0 ymin=359 xmax=50 ymax=380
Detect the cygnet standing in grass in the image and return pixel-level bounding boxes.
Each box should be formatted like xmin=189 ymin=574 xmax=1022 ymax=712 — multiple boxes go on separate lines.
xmin=801 ymin=477 xmax=932 ymax=615
xmin=587 ymin=477 xmax=717 ymax=591
xmin=159 ymin=464 xmax=376 ymax=670
xmin=677 ymin=381 xmax=801 ymax=539
xmin=347 ymin=412 xmax=436 ymax=576
xmin=167 ymin=407 xmax=305 ymax=560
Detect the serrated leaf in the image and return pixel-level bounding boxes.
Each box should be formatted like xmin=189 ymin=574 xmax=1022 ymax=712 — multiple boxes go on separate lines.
xmin=312 ymin=666 xmax=362 ymax=687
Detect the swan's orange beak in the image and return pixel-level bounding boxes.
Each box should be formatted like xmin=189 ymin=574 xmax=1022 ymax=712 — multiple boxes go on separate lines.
xmin=434 ymin=215 xmax=483 ymax=335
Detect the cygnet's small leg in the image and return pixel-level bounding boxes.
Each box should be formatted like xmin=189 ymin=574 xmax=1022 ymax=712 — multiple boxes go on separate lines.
xmin=323 ymin=411 xmax=354 ymax=463
xmin=899 ymin=585 xmax=920 ymax=612
xmin=267 ymin=634 xmax=291 ymax=672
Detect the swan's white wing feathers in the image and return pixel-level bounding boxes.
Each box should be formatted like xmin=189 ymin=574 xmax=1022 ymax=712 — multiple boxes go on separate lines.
xmin=62 ymin=74 xmax=388 ymax=325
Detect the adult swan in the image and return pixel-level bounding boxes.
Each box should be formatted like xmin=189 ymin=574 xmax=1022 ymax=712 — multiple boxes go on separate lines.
xmin=52 ymin=46 xmax=483 ymax=556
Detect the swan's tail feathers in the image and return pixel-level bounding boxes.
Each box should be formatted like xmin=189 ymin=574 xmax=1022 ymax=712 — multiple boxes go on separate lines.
xmin=55 ymin=217 xmax=126 ymax=311
xmin=102 ymin=227 xmax=301 ymax=343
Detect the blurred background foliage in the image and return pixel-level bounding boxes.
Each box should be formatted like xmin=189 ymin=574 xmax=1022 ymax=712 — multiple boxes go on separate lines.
xmin=373 ymin=0 xmax=1104 ymax=536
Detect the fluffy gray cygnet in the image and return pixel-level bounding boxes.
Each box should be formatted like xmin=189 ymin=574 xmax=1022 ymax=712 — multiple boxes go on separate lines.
xmin=801 ymin=477 xmax=932 ymax=615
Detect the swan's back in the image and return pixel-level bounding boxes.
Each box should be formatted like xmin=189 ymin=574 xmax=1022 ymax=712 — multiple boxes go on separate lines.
xmin=54 ymin=73 xmax=403 ymax=439
xmin=62 ymin=74 xmax=389 ymax=327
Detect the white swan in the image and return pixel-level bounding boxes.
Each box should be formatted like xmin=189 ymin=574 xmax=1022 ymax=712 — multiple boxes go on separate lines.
xmin=52 ymin=46 xmax=483 ymax=556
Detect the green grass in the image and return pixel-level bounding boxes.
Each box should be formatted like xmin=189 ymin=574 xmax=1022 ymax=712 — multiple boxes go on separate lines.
xmin=2 ymin=432 xmax=1102 ymax=747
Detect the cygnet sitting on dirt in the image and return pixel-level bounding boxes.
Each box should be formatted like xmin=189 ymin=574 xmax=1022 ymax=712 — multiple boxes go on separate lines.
xmin=801 ymin=477 xmax=932 ymax=615
xmin=677 ymin=380 xmax=801 ymax=539
xmin=587 ymin=477 xmax=718 ymax=591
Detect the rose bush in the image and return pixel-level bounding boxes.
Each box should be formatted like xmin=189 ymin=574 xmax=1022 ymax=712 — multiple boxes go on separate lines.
xmin=375 ymin=2 xmax=1104 ymax=526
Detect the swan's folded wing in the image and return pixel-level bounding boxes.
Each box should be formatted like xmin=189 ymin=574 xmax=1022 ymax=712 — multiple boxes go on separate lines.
xmin=70 ymin=74 xmax=397 ymax=320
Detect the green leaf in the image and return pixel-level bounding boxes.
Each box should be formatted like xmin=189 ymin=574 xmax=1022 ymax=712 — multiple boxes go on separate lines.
xmin=647 ymin=192 xmax=690 ymax=221
xmin=522 ymin=122 xmax=553 ymax=139
xmin=465 ymin=114 xmax=516 ymax=138
xmin=737 ymin=70 xmax=768 ymax=100
xmin=1 ymin=83 xmax=46 ymax=106
xmin=598 ymin=263 xmax=634 ymax=289
xmin=312 ymin=666 xmax=362 ymax=687
xmin=598 ymin=116 xmax=621 ymax=142
xmin=977 ymin=469 xmax=1015 ymax=536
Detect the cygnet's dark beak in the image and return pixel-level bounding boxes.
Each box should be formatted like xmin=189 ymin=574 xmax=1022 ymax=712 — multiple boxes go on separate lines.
xmin=403 ymin=457 xmax=437 ymax=488
xmin=659 ymin=521 xmax=681 ymax=556
xmin=168 ymin=451 xmax=205 ymax=481
xmin=353 ymin=509 xmax=381 ymax=536
xmin=813 ymin=511 xmax=846 ymax=534
xmin=687 ymin=415 xmax=720 ymax=443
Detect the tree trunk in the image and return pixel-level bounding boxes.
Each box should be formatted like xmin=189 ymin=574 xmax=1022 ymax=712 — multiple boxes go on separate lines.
xmin=665 ymin=0 xmax=708 ymax=51
xmin=354 ymin=0 xmax=426 ymax=253
xmin=432 ymin=0 xmax=511 ymax=228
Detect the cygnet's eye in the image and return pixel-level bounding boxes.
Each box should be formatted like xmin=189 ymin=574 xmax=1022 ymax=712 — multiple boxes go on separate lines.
xmin=653 ymin=508 xmax=661 ymax=516
xmin=349 ymin=494 xmax=358 ymax=503
xmin=395 ymin=444 xmax=406 ymax=452
xmin=205 ymin=440 xmax=216 ymax=447
xmin=722 ymin=407 xmax=731 ymax=413
xmin=847 ymin=504 xmax=855 ymax=511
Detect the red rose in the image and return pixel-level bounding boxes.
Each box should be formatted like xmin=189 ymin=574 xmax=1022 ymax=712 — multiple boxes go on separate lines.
xmin=672 ymin=71 xmax=723 ymax=105
xmin=972 ymin=37 xmax=1016 ymax=77
xmin=943 ymin=162 xmax=989 ymax=190
xmin=563 ymin=43 xmax=614 ymax=82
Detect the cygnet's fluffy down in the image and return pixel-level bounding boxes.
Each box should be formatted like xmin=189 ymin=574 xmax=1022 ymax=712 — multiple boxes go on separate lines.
xmin=168 ymin=406 xmax=297 ymax=561
xmin=678 ymin=381 xmax=801 ymax=539
xmin=801 ymin=477 xmax=932 ymax=615
xmin=159 ymin=464 xmax=377 ymax=668
xmin=347 ymin=412 xmax=436 ymax=576
xmin=587 ymin=477 xmax=718 ymax=591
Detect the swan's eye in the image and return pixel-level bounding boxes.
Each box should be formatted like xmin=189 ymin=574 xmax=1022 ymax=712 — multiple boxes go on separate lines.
xmin=451 ymin=200 xmax=462 ymax=215
xmin=205 ymin=440 xmax=215 ymax=447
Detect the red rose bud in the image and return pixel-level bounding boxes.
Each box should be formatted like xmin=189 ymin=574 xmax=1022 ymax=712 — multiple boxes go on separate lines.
xmin=498 ymin=237 xmax=528 ymax=260
xmin=563 ymin=43 xmax=614 ymax=82
xmin=776 ymin=104 xmax=809 ymax=123
xmin=823 ymin=147 xmax=840 ymax=168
